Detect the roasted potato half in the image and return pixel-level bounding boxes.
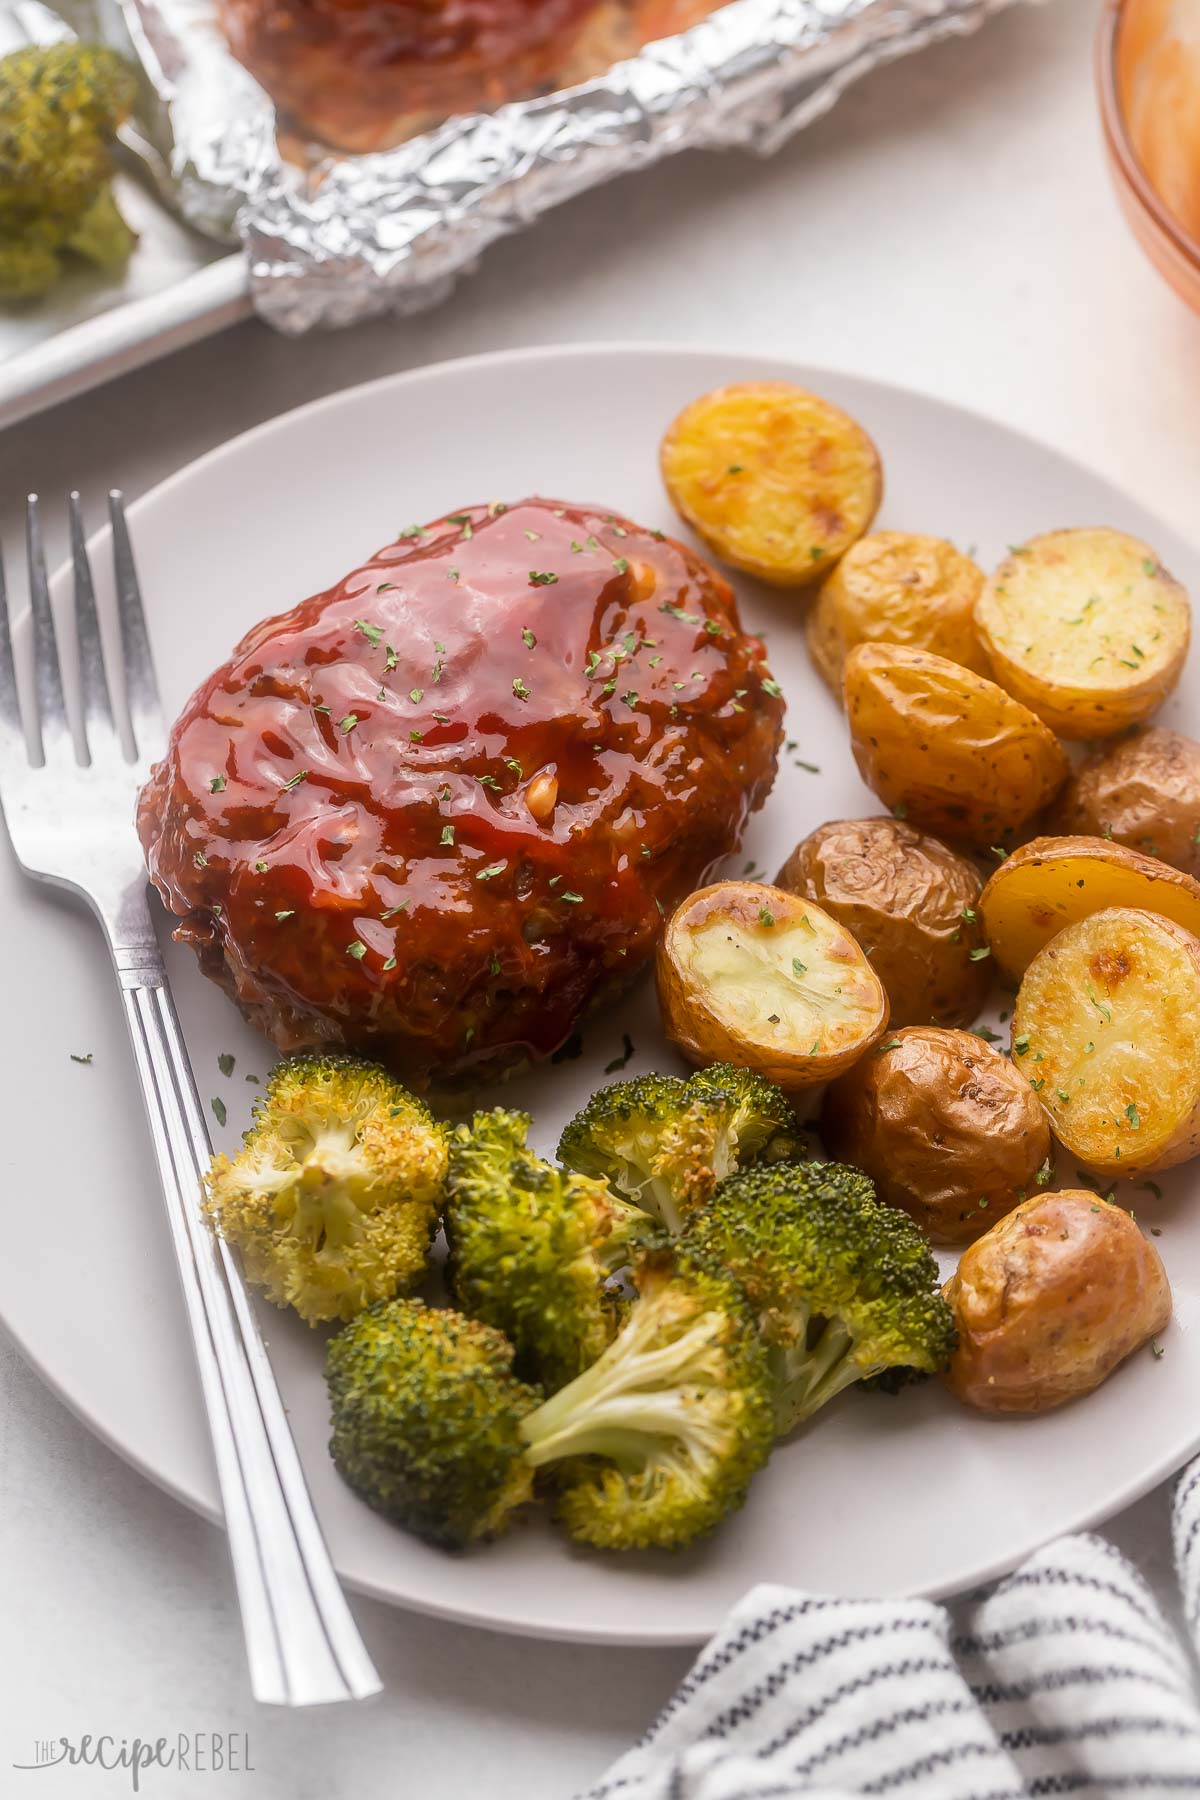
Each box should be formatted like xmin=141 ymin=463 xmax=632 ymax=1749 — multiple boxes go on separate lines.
xmin=821 ymin=1028 xmax=1052 ymax=1244
xmin=842 ymin=643 xmax=1071 ymax=847
xmin=1052 ymin=727 xmax=1200 ymax=878
xmin=1012 ymin=905 xmax=1200 ymax=1176
xmin=975 ymin=529 xmax=1190 ymax=739
xmin=942 ymin=1191 xmax=1171 ymax=1413
xmin=776 ymin=817 xmax=990 ymax=1028
xmin=659 ymin=382 xmax=882 ymax=587
xmin=979 ymin=834 xmax=1200 ymax=981
xmin=806 ymin=531 xmax=988 ymax=696
xmin=656 ymin=882 xmax=889 ymax=1089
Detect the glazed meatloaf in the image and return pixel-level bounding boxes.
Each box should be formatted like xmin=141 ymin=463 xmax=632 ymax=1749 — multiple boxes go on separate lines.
xmin=219 ymin=0 xmax=717 ymax=153
xmin=219 ymin=0 xmax=603 ymax=151
xmin=138 ymin=497 xmax=783 ymax=1082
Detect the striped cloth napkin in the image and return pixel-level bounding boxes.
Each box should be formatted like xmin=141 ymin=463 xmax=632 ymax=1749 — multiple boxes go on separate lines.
xmin=582 ymin=1461 xmax=1200 ymax=1798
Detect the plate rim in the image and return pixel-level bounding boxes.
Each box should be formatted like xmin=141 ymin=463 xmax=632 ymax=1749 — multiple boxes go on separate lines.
xmin=7 ymin=338 xmax=1200 ymax=1645
xmin=6 ymin=1299 xmax=1199 ymax=1646
xmin=116 ymin=336 xmax=1177 ymax=545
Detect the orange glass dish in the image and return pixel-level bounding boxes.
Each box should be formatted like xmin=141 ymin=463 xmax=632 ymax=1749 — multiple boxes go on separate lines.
xmin=1099 ymin=0 xmax=1200 ymax=311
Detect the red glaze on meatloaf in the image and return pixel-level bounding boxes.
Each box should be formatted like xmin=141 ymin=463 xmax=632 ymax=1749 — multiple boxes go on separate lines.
xmin=138 ymin=498 xmax=783 ymax=1081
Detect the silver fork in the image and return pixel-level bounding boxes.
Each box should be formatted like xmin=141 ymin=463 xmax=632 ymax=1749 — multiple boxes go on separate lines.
xmin=0 ymin=493 xmax=382 ymax=1708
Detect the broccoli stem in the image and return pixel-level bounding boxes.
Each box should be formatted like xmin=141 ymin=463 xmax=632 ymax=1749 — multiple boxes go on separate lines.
xmin=648 ymin=1183 xmax=686 ymax=1237
xmin=293 ymin=1171 xmax=368 ymax=1248
xmin=602 ymin=1161 xmax=686 ymax=1235
xmin=708 ymin=1134 xmax=741 ymax=1187
xmin=772 ymin=1317 xmax=865 ymax=1426
xmin=597 ymin=1193 xmax=653 ymax=1269
xmin=520 ymin=1308 xmax=726 ymax=1467
xmin=523 ymin=1400 xmax=728 ymax=1469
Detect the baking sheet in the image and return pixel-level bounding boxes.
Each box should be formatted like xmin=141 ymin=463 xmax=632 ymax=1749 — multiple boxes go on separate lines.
xmin=0 ymin=1 xmax=248 ymax=429
xmin=0 ymin=0 xmax=1015 ymax=424
xmin=0 ymin=249 xmax=248 ymax=431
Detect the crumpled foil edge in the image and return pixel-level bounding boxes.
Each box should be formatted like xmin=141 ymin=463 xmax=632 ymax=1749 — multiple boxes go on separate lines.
xmin=63 ymin=0 xmax=1020 ymax=333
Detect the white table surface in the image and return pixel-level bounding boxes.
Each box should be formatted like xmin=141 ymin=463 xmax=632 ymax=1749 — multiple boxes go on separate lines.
xmin=3 ymin=0 xmax=1200 ymax=1791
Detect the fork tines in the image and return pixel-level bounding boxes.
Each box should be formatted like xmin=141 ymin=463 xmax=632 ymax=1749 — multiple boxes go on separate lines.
xmin=0 ymin=493 xmax=164 ymax=772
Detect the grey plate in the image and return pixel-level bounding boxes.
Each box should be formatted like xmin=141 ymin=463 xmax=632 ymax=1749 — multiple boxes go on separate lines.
xmin=6 ymin=343 xmax=1199 ymax=1644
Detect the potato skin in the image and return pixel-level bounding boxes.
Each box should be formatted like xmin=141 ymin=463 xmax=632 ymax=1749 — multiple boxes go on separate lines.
xmin=806 ymin=531 xmax=988 ymax=697
xmin=659 ymin=382 xmax=882 ymax=587
xmin=942 ymin=1191 xmax=1171 ymax=1413
xmin=979 ymin=834 xmax=1200 ymax=981
xmin=1012 ymin=904 xmax=1200 ymax=1176
xmin=842 ymin=643 xmax=1071 ymax=847
xmin=776 ymin=817 xmax=989 ymax=1029
xmin=656 ymin=881 xmax=889 ymax=1089
xmin=821 ymin=1028 xmax=1052 ymax=1244
xmin=805 ymin=582 xmax=844 ymax=694
xmin=975 ymin=529 xmax=1190 ymax=739
xmin=1052 ymin=727 xmax=1200 ymax=878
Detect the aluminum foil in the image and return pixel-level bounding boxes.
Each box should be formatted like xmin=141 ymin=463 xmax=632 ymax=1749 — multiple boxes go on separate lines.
xmin=53 ymin=0 xmax=1016 ymax=333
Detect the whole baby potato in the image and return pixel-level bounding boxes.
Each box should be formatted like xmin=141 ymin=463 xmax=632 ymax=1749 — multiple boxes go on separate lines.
xmin=821 ymin=1027 xmax=1051 ymax=1243
xmin=842 ymin=643 xmax=1071 ymax=847
xmin=776 ymin=817 xmax=990 ymax=1029
xmin=1052 ymin=727 xmax=1200 ymax=878
xmin=942 ymin=1190 xmax=1171 ymax=1413
xmin=806 ymin=531 xmax=988 ymax=697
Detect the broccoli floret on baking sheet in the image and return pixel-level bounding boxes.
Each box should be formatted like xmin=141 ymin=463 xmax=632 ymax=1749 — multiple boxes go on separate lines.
xmin=0 ymin=43 xmax=137 ymax=301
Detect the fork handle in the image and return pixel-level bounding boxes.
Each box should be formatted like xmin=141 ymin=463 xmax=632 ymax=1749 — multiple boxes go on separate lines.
xmin=114 ymin=947 xmax=381 ymax=1707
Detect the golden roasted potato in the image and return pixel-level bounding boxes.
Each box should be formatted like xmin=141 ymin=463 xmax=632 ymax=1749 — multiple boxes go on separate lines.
xmin=659 ymin=382 xmax=882 ymax=587
xmin=1012 ymin=905 xmax=1200 ymax=1176
xmin=979 ymin=834 xmax=1200 ymax=981
xmin=806 ymin=531 xmax=988 ymax=696
xmin=942 ymin=1190 xmax=1171 ymax=1413
xmin=1052 ymin=727 xmax=1200 ymax=878
xmin=776 ymin=817 xmax=990 ymax=1029
xmin=842 ymin=643 xmax=1071 ymax=847
xmin=656 ymin=881 xmax=889 ymax=1089
xmin=975 ymin=529 xmax=1190 ymax=739
xmin=821 ymin=1028 xmax=1052 ymax=1244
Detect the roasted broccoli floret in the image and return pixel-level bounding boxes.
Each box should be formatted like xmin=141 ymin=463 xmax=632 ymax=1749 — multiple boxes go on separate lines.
xmin=327 ymin=1300 xmax=539 ymax=1548
xmin=444 ymin=1107 xmax=646 ymax=1391
xmin=685 ymin=1160 xmax=956 ymax=1433
xmin=0 ymin=237 xmax=59 ymax=301
xmin=0 ymin=43 xmax=137 ymax=300
xmin=205 ymin=1054 xmax=447 ymax=1326
xmin=59 ymin=183 xmax=136 ymax=270
xmin=324 ymin=1240 xmax=775 ymax=1552
xmin=557 ymin=1064 xmax=800 ymax=1234
xmin=524 ymin=1238 xmax=775 ymax=1551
